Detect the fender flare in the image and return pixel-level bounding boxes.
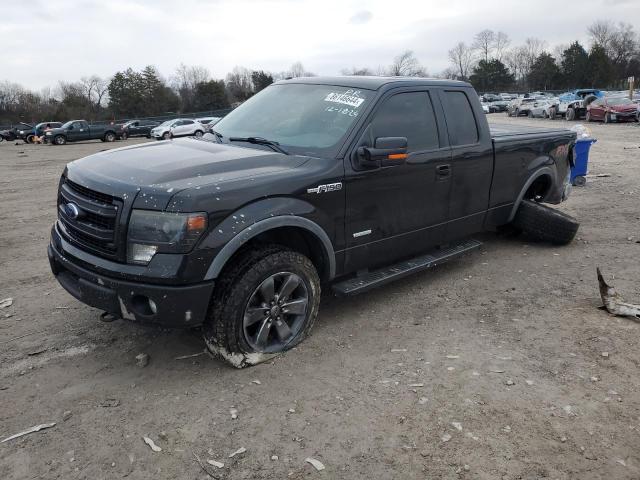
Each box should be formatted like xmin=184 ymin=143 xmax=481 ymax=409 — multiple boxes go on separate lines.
xmin=204 ymin=215 xmax=336 ymax=281
xmin=507 ymin=166 xmax=555 ymax=222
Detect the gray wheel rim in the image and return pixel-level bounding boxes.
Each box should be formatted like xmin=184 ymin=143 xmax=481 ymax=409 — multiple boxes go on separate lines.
xmin=243 ymin=272 xmax=309 ymax=353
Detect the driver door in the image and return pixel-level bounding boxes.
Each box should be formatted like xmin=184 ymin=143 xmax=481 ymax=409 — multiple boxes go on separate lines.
xmin=343 ymin=89 xmax=452 ymax=273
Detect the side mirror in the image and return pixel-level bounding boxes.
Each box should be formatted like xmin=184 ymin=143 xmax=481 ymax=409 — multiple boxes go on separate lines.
xmin=357 ymin=137 xmax=408 ymax=168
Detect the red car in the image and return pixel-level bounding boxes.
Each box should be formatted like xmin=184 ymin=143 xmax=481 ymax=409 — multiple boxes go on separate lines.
xmin=586 ymin=96 xmax=639 ymax=123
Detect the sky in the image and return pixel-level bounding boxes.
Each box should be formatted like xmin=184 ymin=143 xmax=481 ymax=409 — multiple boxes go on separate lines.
xmin=2 ymin=0 xmax=640 ymax=90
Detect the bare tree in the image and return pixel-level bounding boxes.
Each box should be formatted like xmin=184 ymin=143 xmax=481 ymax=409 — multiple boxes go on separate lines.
xmin=225 ymin=66 xmax=254 ymax=102
xmin=80 ymin=75 xmax=109 ymax=110
xmin=521 ymin=38 xmax=547 ymax=77
xmin=387 ymin=50 xmax=427 ymax=77
xmin=448 ymin=42 xmax=475 ymax=80
xmin=172 ymin=64 xmax=210 ymax=91
xmin=588 ymin=20 xmax=617 ymax=51
xmin=609 ymin=22 xmax=637 ymax=65
xmin=473 ymin=30 xmax=495 ymax=62
xmin=438 ymin=67 xmax=459 ymax=80
xmin=493 ymin=32 xmax=511 ymax=62
xmin=504 ymin=47 xmax=528 ymax=83
xmin=341 ymin=66 xmax=374 ymax=76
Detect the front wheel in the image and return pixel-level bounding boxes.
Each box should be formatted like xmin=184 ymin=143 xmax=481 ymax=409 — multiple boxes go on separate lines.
xmin=565 ymin=108 xmax=575 ymax=121
xmin=203 ymin=246 xmax=321 ymax=368
xmin=104 ymin=132 xmax=116 ymax=142
xmin=604 ymin=113 xmax=611 ymax=124
xmin=549 ymin=107 xmax=556 ymax=119
xmin=120 ymin=132 xmax=128 ymax=140
xmin=162 ymin=132 xmax=171 ymax=140
xmin=53 ymin=135 xmax=66 ymax=145
xmin=194 ymin=130 xmax=203 ymax=138
xmin=585 ymin=112 xmax=592 ymax=122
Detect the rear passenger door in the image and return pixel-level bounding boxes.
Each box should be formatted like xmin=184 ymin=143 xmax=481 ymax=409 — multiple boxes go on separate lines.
xmin=344 ymin=89 xmax=452 ymax=272
xmin=438 ymin=89 xmax=493 ymax=241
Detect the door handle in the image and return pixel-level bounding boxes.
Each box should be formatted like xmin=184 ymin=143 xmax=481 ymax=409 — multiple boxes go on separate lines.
xmin=436 ymin=164 xmax=451 ymax=176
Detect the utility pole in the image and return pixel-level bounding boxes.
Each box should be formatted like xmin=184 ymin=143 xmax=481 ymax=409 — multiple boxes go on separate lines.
xmin=629 ymin=76 xmax=635 ymax=100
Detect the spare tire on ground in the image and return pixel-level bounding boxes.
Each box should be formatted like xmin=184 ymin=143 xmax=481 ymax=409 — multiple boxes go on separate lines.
xmin=512 ymin=200 xmax=579 ymax=245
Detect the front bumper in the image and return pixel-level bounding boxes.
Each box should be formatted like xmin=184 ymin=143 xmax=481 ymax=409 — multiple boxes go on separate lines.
xmin=48 ymin=238 xmax=215 ymax=328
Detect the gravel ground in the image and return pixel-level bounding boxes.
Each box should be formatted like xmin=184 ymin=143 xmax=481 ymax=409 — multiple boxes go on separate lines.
xmin=1 ymin=117 xmax=639 ymax=480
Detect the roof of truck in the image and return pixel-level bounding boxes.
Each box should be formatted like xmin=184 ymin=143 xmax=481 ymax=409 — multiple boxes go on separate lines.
xmin=276 ymin=76 xmax=471 ymax=90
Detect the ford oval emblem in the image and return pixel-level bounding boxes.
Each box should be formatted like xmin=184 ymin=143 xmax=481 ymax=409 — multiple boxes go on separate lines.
xmin=65 ymin=202 xmax=81 ymax=219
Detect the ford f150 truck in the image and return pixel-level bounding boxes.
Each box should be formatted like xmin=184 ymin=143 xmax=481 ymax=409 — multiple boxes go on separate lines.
xmin=48 ymin=77 xmax=578 ymax=367
xmin=46 ymin=120 xmax=124 ymax=145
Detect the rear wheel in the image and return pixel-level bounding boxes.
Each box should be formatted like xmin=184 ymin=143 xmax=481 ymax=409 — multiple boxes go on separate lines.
xmin=604 ymin=113 xmax=611 ymax=124
xmin=162 ymin=132 xmax=171 ymax=140
xmin=549 ymin=106 xmax=556 ymax=119
xmin=194 ymin=130 xmax=203 ymax=138
xmin=104 ymin=132 xmax=116 ymax=142
xmin=585 ymin=111 xmax=592 ymax=122
xmin=512 ymin=200 xmax=579 ymax=245
xmin=528 ymin=110 xmax=534 ymax=118
xmin=121 ymin=132 xmax=128 ymax=140
xmin=203 ymin=245 xmax=321 ymax=368
xmin=565 ymin=108 xmax=575 ymax=121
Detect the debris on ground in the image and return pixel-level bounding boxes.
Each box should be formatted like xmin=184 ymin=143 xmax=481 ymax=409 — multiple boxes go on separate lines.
xmin=192 ymin=451 xmax=217 ymax=478
xmin=99 ymin=398 xmax=120 ymax=408
xmin=390 ymin=348 xmax=407 ymax=352
xmin=62 ymin=411 xmax=72 ymax=421
xmin=305 ymin=457 xmax=325 ymax=471
xmin=271 ymin=455 xmax=279 ymax=460
xmin=135 ymin=353 xmax=150 ymax=367
xmin=0 ymin=298 xmax=13 ymax=308
xmin=142 ymin=436 xmax=162 ymax=452
xmin=230 ymin=408 xmax=238 ymax=419
xmin=207 ymin=459 xmax=224 ymax=468
xmin=174 ymin=350 xmax=206 ymax=360
xmin=418 ymin=397 xmax=428 ymax=405
xmin=597 ymin=268 xmax=640 ymax=320
xmin=229 ymin=447 xmax=246 ymax=458
xmin=251 ymin=379 xmax=261 ymax=385
xmin=441 ymin=433 xmax=452 ymax=442
xmin=1 ymin=422 xmax=56 ymax=443
xmin=452 ymin=422 xmax=462 ymax=431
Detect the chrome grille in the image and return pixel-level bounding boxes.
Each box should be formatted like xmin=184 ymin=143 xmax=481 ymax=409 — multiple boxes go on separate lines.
xmin=57 ymin=177 xmax=121 ymax=259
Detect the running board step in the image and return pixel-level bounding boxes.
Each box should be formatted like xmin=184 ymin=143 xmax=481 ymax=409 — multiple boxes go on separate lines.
xmin=332 ymin=239 xmax=482 ymax=296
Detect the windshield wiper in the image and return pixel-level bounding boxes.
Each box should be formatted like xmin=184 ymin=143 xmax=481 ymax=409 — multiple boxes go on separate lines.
xmin=228 ymin=136 xmax=289 ymax=155
xmin=210 ymin=130 xmax=223 ymax=143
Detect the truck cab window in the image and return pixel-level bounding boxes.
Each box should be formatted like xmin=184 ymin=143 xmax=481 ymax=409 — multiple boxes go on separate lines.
xmin=370 ymin=92 xmax=439 ymax=152
xmin=442 ymin=91 xmax=479 ymax=145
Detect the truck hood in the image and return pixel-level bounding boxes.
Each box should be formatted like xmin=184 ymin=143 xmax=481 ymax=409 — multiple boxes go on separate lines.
xmin=65 ymin=138 xmax=310 ymax=210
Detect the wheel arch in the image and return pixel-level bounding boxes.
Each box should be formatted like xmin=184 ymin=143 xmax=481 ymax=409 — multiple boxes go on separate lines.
xmin=507 ymin=167 xmax=555 ymax=222
xmin=204 ymin=216 xmax=336 ymax=282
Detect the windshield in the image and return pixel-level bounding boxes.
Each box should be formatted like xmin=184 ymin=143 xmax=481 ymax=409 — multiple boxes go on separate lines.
xmin=213 ymin=83 xmax=372 ymax=156
xmin=61 ymin=121 xmax=74 ymax=129
xmin=158 ymin=120 xmax=174 ymax=127
xmin=609 ymin=97 xmax=633 ymax=106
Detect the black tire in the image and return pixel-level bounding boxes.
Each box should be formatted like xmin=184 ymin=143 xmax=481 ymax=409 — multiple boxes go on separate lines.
xmin=194 ymin=130 xmax=203 ymax=138
xmin=512 ymin=199 xmax=579 ymax=245
xmin=53 ymin=135 xmax=66 ymax=145
xmin=585 ymin=111 xmax=592 ymax=122
xmin=565 ymin=108 xmax=575 ymax=121
xmin=203 ymin=245 xmax=321 ymax=368
xmin=604 ymin=113 xmax=611 ymax=124
xmin=104 ymin=132 xmax=116 ymax=142
xmin=528 ymin=110 xmax=534 ymax=118
xmin=0 ymin=136 xmax=4 ymax=142
xmin=162 ymin=132 xmax=171 ymax=140
xmin=121 ymin=132 xmax=128 ymax=140
xmin=26 ymin=135 xmax=35 ymax=144
xmin=549 ymin=107 xmax=556 ymax=119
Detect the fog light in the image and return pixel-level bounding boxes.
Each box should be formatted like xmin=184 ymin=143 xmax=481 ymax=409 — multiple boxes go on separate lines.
xmin=128 ymin=243 xmax=158 ymax=264
xmin=148 ymin=298 xmax=157 ymax=314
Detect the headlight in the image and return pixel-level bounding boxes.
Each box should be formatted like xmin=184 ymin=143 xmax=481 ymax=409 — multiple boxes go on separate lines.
xmin=46 ymin=131 xmax=52 ymax=135
xmin=126 ymin=210 xmax=208 ymax=265
xmin=19 ymin=130 xmax=24 ymax=134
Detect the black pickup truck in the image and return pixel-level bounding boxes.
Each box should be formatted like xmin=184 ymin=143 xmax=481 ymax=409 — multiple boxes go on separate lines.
xmin=48 ymin=77 xmax=578 ymax=367
xmin=45 ymin=120 xmax=123 ymax=145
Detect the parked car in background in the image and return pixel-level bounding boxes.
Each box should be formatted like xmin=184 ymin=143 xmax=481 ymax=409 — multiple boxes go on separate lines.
xmin=150 ymin=118 xmax=205 ymax=140
xmin=0 ymin=122 xmax=32 ymax=142
xmin=507 ymin=97 xmax=536 ymax=116
xmin=488 ymin=100 xmax=509 ymax=113
xmin=33 ymin=122 xmax=63 ymax=142
xmin=45 ymin=120 xmax=124 ymax=145
xmin=500 ymin=93 xmax=516 ymax=100
xmin=586 ymin=96 xmax=639 ymax=123
xmin=196 ymin=117 xmax=222 ymax=128
xmin=482 ymin=93 xmax=502 ymax=103
xmin=481 ymin=103 xmax=490 ymax=114
xmin=528 ymin=100 xmax=555 ymax=118
xmin=551 ymin=89 xmax=603 ymax=120
xmin=121 ymin=120 xmax=159 ymax=139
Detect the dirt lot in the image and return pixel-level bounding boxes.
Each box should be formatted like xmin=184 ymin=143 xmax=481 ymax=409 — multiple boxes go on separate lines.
xmin=1 ymin=117 xmax=639 ymax=480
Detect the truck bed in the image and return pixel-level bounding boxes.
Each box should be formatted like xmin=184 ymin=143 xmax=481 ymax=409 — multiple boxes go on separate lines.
xmin=490 ymin=123 xmax=574 ymax=141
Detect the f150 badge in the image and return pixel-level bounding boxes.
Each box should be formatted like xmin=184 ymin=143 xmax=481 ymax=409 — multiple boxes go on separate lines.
xmin=307 ymin=182 xmax=343 ymax=194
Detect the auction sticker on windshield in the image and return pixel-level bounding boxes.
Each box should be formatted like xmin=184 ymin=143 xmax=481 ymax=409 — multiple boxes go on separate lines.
xmin=324 ymin=89 xmax=365 ymax=108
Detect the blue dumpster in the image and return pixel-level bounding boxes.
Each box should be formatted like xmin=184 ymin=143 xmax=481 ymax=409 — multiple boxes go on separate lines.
xmin=571 ymin=138 xmax=597 ymax=186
